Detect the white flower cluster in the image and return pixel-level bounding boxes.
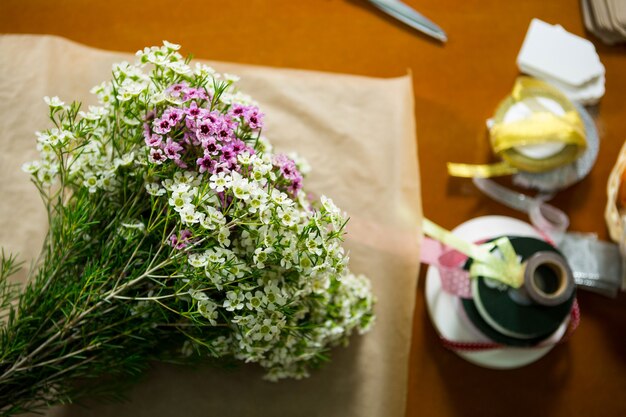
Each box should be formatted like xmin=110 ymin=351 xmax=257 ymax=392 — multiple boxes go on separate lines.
xmin=24 ymin=41 xmax=375 ymax=380
xmin=163 ymin=162 xmax=375 ymax=379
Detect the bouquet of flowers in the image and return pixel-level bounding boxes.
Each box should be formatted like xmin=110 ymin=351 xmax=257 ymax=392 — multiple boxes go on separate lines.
xmin=0 ymin=42 xmax=374 ymax=415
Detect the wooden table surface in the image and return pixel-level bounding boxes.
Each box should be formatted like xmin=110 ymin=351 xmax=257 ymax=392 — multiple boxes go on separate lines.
xmin=2 ymin=1 xmax=625 ymax=416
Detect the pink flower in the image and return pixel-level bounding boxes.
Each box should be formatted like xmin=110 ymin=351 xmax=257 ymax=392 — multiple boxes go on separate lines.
xmin=153 ymin=118 xmax=172 ymax=135
xmin=273 ymin=154 xmax=297 ymax=178
xmin=245 ymin=107 xmax=264 ymax=130
xmin=145 ymin=134 xmax=163 ymax=148
xmin=214 ymin=120 xmax=234 ymax=142
xmin=196 ymin=153 xmax=214 ymax=173
xmin=143 ymin=122 xmax=152 ymax=140
xmin=183 ymin=87 xmax=208 ymax=101
xmin=288 ymin=178 xmax=302 ymax=195
xmin=162 ymin=107 xmax=183 ymax=125
xmin=185 ymin=117 xmax=199 ymax=131
xmin=224 ymin=115 xmax=238 ymax=130
xmin=230 ymin=139 xmax=246 ymax=154
xmin=205 ymin=112 xmax=219 ymax=124
xmin=174 ymin=158 xmax=188 ymax=169
xmin=196 ymin=119 xmax=216 ymax=141
xmin=163 ymin=138 xmax=184 ymax=160
xmin=201 ymin=136 xmax=221 ymax=155
xmin=273 ymin=154 xmax=303 ymax=196
xmin=169 ymin=229 xmax=192 ymax=250
xmin=183 ymin=130 xmax=200 ymax=146
xmin=149 ymin=148 xmax=166 ymax=164
xmin=213 ymin=162 xmax=230 ymax=175
xmin=229 ymin=103 xmax=247 ymax=118
xmin=185 ymin=101 xmax=205 ymax=120
xmin=166 ymin=83 xmax=188 ymax=99
xmin=220 ymin=146 xmax=236 ymax=163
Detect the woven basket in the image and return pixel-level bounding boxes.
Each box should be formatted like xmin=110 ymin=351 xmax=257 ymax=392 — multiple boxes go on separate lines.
xmin=606 ymin=140 xmax=626 ymax=243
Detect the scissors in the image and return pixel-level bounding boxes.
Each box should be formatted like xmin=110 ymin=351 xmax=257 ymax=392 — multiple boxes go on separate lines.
xmin=365 ymin=0 xmax=447 ymax=42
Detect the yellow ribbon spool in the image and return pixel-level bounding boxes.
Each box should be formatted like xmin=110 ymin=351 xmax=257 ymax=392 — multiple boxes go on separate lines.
xmin=448 ymin=77 xmax=588 ymax=178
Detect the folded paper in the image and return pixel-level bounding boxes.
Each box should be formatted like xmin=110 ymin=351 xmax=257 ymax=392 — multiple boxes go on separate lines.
xmin=517 ymin=18 xmax=605 ymax=104
xmin=0 ymin=35 xmax=422 ymax=417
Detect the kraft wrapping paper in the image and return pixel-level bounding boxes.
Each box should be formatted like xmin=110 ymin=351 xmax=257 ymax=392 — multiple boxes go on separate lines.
xmin=0 ymin=35 xmax=421 ymax=417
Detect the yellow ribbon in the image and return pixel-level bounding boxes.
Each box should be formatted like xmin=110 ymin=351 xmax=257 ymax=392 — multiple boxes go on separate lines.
xmin=423 ymin=218 xmax=524 ymax=288
xmin=448 ymin=77 xmax=587 ymax=178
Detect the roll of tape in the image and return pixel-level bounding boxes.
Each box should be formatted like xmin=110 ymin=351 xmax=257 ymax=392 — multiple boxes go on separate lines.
xmin=463 ymin=236 xmax=575 ymax=346
xmin=523 ymin=251 xmax=575 ymax=306
xmin=471 ymin=177 xmax=624 ymax=297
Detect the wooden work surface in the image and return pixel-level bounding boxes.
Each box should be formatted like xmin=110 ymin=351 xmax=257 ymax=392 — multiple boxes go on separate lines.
xmin=1 ymin=1 xmax=625 ymax=416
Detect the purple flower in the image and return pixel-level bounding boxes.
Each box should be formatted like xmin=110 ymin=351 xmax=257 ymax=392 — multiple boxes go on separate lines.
xmin=224 ymin=115 xmax=238 ymax=130
xmin=288 ymin=177 xmax=303 ymax=195
xmin=145 ymin=109 xmax=156 ymax=122
xmin=225 ymin=159 xmax=239 ymax=171
xmin=274 ymin=154 xmax=298 ymax=179
xmin=185 ymin=117 xmax=199 ymax=131
xmin=163 ymin=138 xmax=184 ymax=160
xmin=205 ymin=112 xmax=219 ymax=124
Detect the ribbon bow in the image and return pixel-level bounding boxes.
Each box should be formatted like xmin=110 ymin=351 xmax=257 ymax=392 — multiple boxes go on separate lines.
xmin=422 ymin=219 xmax=524 ymax=288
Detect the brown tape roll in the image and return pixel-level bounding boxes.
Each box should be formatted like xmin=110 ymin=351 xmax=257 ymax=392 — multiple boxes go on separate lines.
xmin=523 ymin=251 xmax=575 ymax=306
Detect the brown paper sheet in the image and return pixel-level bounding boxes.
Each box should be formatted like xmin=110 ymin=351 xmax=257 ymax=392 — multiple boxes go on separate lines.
xmin=0 ymin=35 xmax=421 ymax=417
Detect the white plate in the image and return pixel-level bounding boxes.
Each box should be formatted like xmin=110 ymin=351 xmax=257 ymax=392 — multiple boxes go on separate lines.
xmin=425 ymin=215 xmax=569 ymax=369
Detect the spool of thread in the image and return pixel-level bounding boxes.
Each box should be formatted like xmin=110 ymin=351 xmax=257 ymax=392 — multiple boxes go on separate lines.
xmin=462 ymin=236 xmax=576 ymax=347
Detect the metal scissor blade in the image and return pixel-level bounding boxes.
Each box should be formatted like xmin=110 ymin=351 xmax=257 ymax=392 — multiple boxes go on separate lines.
xmin=367 ymin=0 xmax=447 ymax=42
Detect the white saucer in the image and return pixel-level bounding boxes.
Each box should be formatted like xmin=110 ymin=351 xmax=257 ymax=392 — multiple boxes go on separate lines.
xmin=424 ymin=215 xmax=568 ymax=369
